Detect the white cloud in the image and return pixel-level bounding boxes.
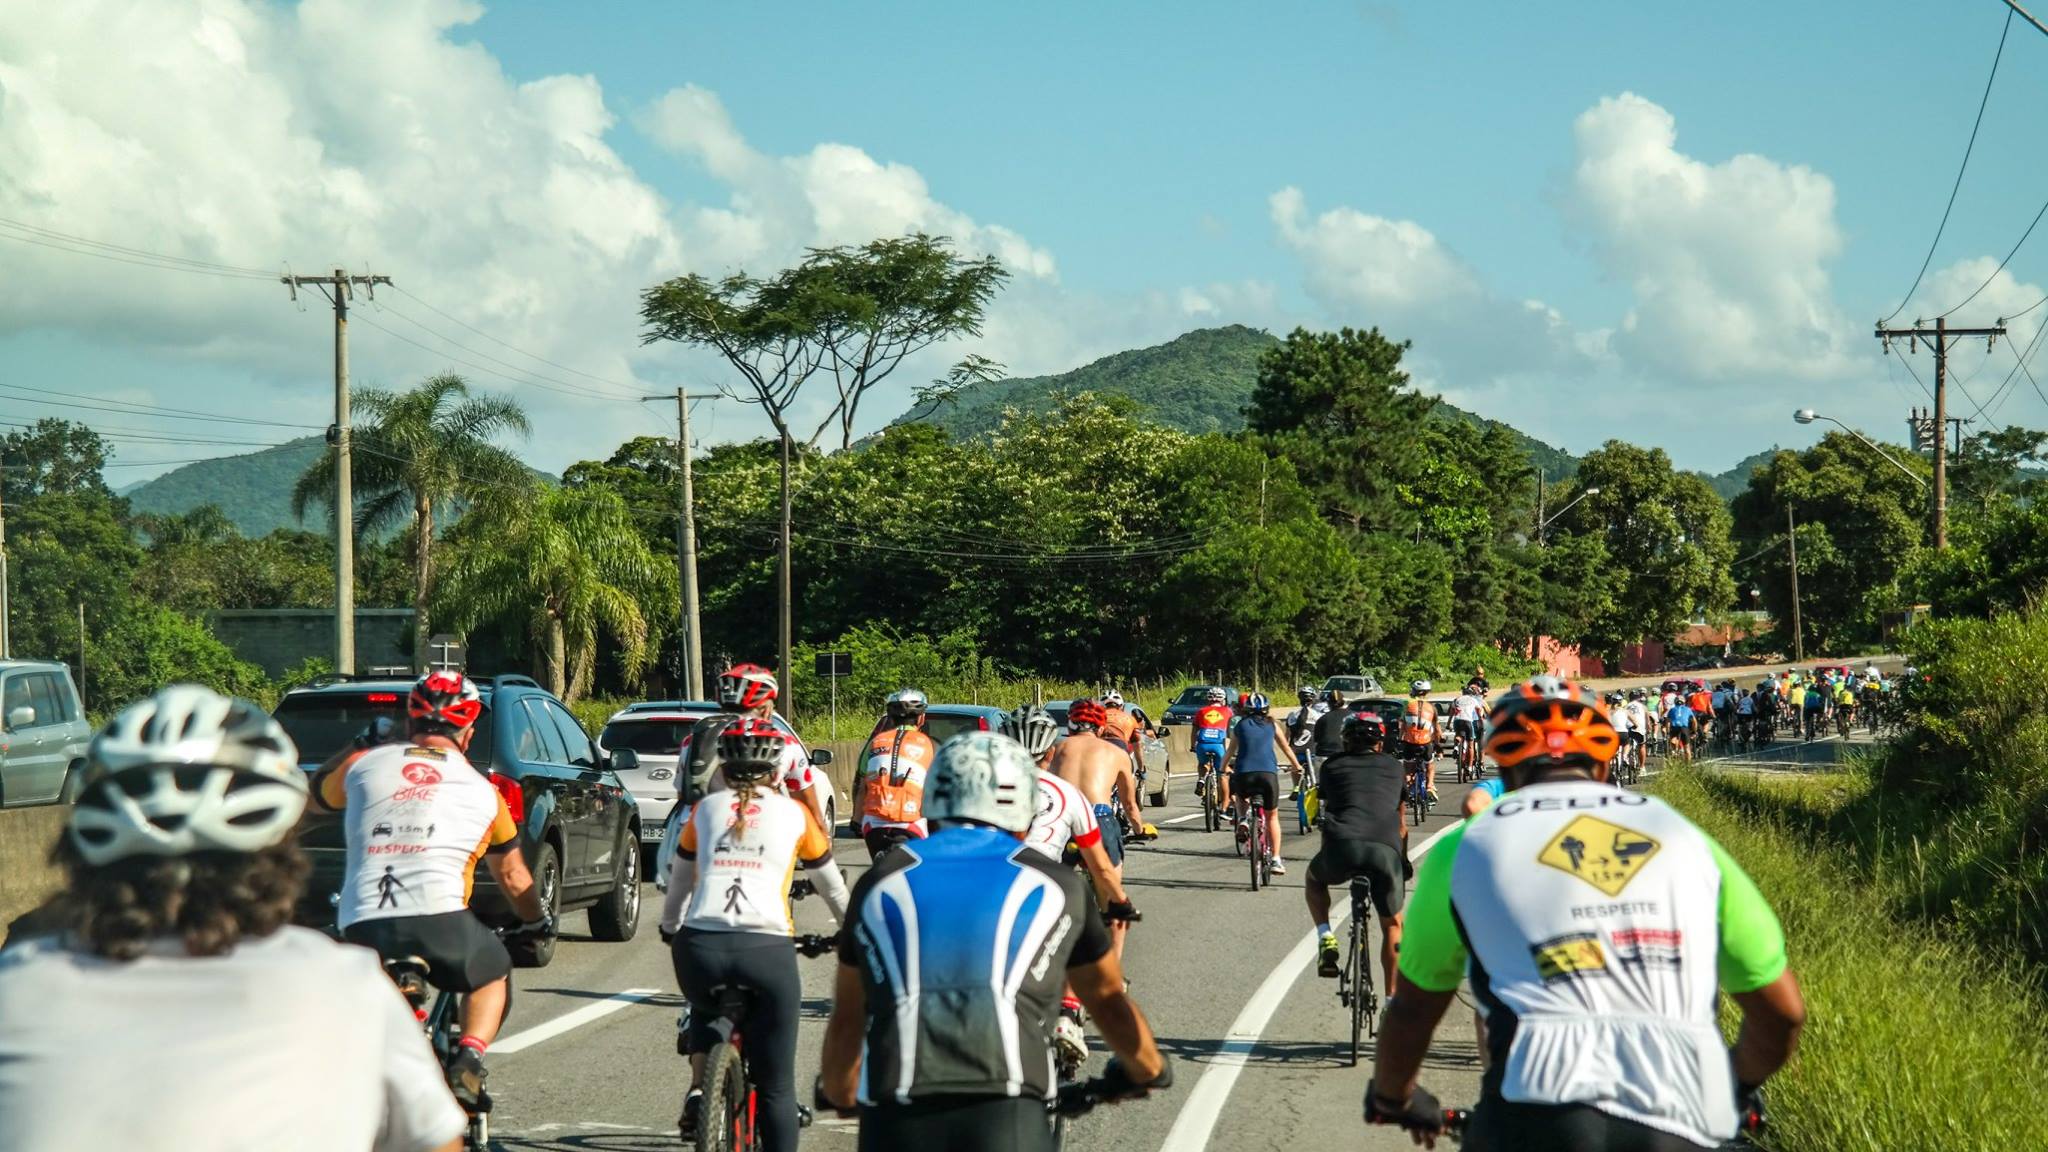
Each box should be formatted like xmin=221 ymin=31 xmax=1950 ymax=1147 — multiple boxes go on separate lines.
xmin=1569 ymin=92 xmax=1852 ymax=382
xmin=1268 ymin=185 xmax=1582 ymax=381
xmin=641 ymin=84 xmax=1057 ymax=281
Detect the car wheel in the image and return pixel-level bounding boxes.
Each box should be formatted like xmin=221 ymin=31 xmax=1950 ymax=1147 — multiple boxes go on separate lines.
xmin=59 ymin=762 xmax=84 ymax=805
xmin=508 ymin=841 xmax=560 ymax=968
xmin=588 ymin=832 xmax=641 ymax=942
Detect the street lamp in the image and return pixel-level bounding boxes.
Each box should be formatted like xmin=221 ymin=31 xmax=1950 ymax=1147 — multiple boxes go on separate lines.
xmin=1536 ymin=486 xmax=1601 ymax=545
xmin=1792 ymin=409 xmax=1927 ymax=489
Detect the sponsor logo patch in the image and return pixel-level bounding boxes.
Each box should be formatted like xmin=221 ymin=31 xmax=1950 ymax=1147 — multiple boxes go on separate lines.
xmin=1537 ymin=815 xmax=1660 ymax=897
xmin=401 ymin=762 xmax=444 ymax=786
xmin=1610 ymin=927 xmax=1684 ymax=969
xmin=1531 ymin=931 xmax=1608 ymax=981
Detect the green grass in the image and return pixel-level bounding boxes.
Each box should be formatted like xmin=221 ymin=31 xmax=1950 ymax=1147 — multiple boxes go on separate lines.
xmin=1655 ymin=766 xmax=2048 ymax=1151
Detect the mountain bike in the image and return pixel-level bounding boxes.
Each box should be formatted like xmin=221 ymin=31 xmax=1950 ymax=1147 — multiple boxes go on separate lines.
xmin=693 ymin=933 xmax=838 ymax=1151
xmin=1337 ymin=883 xmax=1380 ymax=1066
xmin=1239 ymin=793 xmax=1274 ymax=891
xmin=1403 ymin=760 xmax=1431 ymax=827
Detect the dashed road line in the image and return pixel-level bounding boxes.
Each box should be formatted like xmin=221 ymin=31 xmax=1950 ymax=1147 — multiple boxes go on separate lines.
xmin=493 ymin=988 xmax=661 ymax=1055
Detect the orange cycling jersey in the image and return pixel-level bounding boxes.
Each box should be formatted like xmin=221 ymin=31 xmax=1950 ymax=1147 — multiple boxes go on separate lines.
xmin=1099 ymin=707 xmax=1138 ymax=749
xmin=1402 ymin=699 xmax=1437 ymax=746
xmin=859 ymin=726 xmax=937 ymax=827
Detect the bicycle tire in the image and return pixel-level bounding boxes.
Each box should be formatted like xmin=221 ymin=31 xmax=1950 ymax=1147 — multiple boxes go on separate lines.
xmin=465 ymin=1112 xmax=489 ymax=1152
xmin=1347 ymin=915 xmax=1367 ymax=1066
xmin=699 ymin=1040 xmax=750 ymax=1152
xmin=1248 ymin=806 xmax=1263 ymax=892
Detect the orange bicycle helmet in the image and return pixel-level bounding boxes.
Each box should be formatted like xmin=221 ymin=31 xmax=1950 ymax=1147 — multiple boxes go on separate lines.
xmin=1483 ymin=676 xmax=1619 ymax=772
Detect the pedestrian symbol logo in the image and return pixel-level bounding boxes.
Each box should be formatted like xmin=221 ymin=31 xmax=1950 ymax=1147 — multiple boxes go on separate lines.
xmin=1537 ymin=815 xmax=1660 ymax=896
xmin=376 ymin=865 xmax=408 ymax=909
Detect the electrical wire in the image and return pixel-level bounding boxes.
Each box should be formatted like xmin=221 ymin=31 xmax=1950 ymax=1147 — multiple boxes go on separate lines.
xmin=349 ymin=312 xmax=640 ymax=405
xmin=1882 ymin=6 xmax=2014 ymax=324
xmin=389 ymin=285 xmax=647 ymax=394
xmin=0 ymin=218 xmax=276 ymax=280
xmin=1939 ymin=191 xmax=2048 ymax=318
xmin=372 ymin=296 xmax=644 ymax=402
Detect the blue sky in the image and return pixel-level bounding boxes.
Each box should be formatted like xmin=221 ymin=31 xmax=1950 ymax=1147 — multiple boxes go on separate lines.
xmin=3 ymin=0 xmax=2046 ymax=480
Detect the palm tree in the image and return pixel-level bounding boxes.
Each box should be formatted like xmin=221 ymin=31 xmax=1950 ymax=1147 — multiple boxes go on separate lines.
xmin=294 ymin=374 xmax=529 ymax=669
xmin=434 ymin=483 xmax=673 ymax=700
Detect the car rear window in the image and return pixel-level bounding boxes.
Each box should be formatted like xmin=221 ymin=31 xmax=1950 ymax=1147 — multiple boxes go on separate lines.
xmin=273 ymin=692 xmax=494 ymax=767
xmin=600 ymin=717 xmax=708 ymax=754
xmin=925 ymin=712 xmax=990 ymax=744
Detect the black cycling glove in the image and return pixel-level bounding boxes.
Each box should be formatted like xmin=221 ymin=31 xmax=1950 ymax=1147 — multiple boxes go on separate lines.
xmin=1098 ymin=1054 xmax=1173 ymax=1099
xmin=1364 ymin=1083 xmax=1443 ymax=1133
xmin=1103 ymin=899 xmax=1141 ymax=924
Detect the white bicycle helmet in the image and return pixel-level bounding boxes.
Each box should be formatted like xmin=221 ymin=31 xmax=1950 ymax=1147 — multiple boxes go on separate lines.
xmin=1000 ymin=704 xmax=1061 ymax=759
xmin=1410 ymin=679 xmax=1432 ymax=696
xmin=1100 ymin=689 xmax=1124 ymax=708
xmin=925 ymin=731 xmax=1038 ymax=833
xmin=68 ymin=686 xmax=306 ymax=867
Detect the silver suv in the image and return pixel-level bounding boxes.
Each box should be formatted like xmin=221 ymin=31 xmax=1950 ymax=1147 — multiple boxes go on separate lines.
xmin=0 ymin=661 xmax=90 ymax=807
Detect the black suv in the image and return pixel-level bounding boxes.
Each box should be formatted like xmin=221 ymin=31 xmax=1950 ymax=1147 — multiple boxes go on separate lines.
xmin=274 ymin=674 xmax=644 ymax=967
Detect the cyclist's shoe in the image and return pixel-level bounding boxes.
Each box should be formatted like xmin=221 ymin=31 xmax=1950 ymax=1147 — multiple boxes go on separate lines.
xmin=1234 ymin=820 xmax=1251 ymax=845
xmin=680 ymin=1087 xmax=703 ymax=1141
xmin=444 ymin=1045 xmax=489 ymax=1113
xmin=1426 ymin=787 xmax=1439 ymax=804
xmin=1269 ymin=857 xmax=1287 ymax=876
xmin=1317 ymin=933 xmax=1341 ymax=977
xmin=1055 ymin=1007 xmax=1088 ymax=1069
xmin=796 ymin=1102 xmax=815 ymax=1129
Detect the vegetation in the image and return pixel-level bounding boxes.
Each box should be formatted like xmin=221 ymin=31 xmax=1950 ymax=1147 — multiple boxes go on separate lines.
xmin=1656 ymin=766 xmax=2048 ymax=1152
xmin=123 ymin=437 xmax=331 ymax=537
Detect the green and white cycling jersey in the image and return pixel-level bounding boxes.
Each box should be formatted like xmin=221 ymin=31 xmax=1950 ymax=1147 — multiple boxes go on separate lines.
xmin=1399 ymin=780 xmax=1786 ymax=1149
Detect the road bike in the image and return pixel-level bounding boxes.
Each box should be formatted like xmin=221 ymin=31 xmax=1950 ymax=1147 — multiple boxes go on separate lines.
xmin=1195 ymin=748 xmax=1224 ymax=833
xmin=1336 ymin=883 xmax=1381 ymax=1066
xmin=692 ymin=932 xmax=838 ymax=1151
xmin=1238 ymin=793 xmax=1275 ymax=891
xmin=1835 ymin=704 xmax=1855 ymax=740
xmin=1403 ymin=760 xmax=1432 ymax=827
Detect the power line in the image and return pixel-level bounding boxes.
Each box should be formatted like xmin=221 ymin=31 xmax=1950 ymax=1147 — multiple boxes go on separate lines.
xmin=371 ymin=297 xmax=643 ymax=402
xmin=0 ymin=383 xmax=323 ymax=430
xmin=349 ymin=312 xmax=639 ymax=405
xmin=390 ymin=285 xmax=646 ymax=394
xmin=0 ymin=218 xmax=276 ymax=281
xmin=1939 ymin=191 xmax=2048 ymax=318
xmin=1881 ymin=6 xmax=2014 ymax=324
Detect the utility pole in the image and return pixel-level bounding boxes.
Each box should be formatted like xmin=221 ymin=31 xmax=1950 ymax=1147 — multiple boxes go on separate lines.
xmin=1876 ymin=316 xmax=2002 ymax=550
xmin=76 ymin=602 xmax=84 ymax=712
xmin=640 ymin=389 xmax=719 ymax=699
xmin=284 ymin=268 xmax=391 ymax=675
xmin=0 ymin=445 xmax=9 ymax=661
xmin=1786 ymin=503 xmax=1803 ymax=663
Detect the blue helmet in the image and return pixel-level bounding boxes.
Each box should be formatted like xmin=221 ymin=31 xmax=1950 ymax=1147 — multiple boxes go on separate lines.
xmin=1245 ymin=693 xmax=1271 ymax=715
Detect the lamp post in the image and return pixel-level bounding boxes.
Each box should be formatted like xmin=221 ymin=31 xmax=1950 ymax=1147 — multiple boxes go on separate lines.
xmin=1536 ymin=486 xmax=1602 ymax=546
xmin=1793 ymin=409 xmax=1929 ymax=488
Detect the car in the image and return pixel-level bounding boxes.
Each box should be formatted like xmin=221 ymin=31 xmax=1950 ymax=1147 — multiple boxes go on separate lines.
xmin=1161 ymin=684 xmax=1237 ymax=726
xmin=920 ymin=704 xmax=1010 ymax=745
xmin=273 ymin=673 xmax=644 ymax=968
xmin=0 ymin=660 xmax=91 ymax=807
xmin=1319 ymin=674 xmax=1385 ymax=699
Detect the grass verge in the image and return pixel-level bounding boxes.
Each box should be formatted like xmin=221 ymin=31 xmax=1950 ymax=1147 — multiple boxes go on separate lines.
xmin=1655 ymin=766 xmax=2048 ymax=1152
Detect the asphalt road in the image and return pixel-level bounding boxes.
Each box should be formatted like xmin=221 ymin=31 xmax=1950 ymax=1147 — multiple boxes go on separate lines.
xmin=480 ymin=769 xmax=1489 ymax=1152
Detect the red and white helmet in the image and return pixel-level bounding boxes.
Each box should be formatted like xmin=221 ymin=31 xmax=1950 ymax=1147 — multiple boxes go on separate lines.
xmin=717 ymin=663 xmax=778 ymax=710
xmin=409 ymin=670 xmax=483 ymax=733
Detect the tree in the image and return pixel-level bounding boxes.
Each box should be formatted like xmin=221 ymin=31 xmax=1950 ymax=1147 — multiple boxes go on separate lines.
xmin=293 ymin=374 xmax=529 ymax=670
xmin=0 ymin=419 xmax=114 ymax=502
xmin=435 ymin=483 xmax=673 ymax=701
xmin=1556 ymin=441 xmax=1735 ymax=661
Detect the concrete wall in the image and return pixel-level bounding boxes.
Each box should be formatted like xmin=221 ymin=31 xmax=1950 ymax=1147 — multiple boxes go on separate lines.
xmin=207 ymin=609 xmax=415 ymax=678
xmin=0 ymin=807 xmax=65 ymax=946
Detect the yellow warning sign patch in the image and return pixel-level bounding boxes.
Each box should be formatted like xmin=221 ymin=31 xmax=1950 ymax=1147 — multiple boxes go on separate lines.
xmin=1537 ymin=814 xmax=1660 ymax=897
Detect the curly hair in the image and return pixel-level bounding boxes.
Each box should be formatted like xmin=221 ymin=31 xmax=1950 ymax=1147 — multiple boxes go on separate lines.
xmin=49 ymin=838 xmax=310 ymax=961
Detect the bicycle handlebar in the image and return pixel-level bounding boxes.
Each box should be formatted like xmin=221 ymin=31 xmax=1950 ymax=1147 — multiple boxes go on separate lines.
xmin=793 ymin=932 xmax=837 ymax=958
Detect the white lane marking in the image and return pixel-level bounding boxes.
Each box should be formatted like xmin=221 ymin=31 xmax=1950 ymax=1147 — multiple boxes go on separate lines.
xmin=493 ymin=988 xmax=661 ymax=1055
xmin=1158 ymin=819 xmax=1465 ymax=1152
xmin=1161 ymin=812 xmax=1206 ymax=825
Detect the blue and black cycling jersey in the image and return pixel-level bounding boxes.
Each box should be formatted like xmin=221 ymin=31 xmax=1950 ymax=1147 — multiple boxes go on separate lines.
xmin=1233 ymin=715 xmax=1279 ymax=776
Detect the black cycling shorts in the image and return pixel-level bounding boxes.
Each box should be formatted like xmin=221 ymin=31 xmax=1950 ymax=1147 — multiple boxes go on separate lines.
xmin=343 ymin=909 xmax=511 ymax=993
xmin=1463 ymin=1100 xmax=1700 ymax=1152
xmin=1306 ymin=837 xmax=1405 ymax=916
xmin=1232 ymin=771 xmax=1279 ymax=813
xmin=1452 ymin=719 xmax=1480 ymax=741
xmin=673 ymin=928 xmax=804 ymax=1152
xmin=859 ymin=1097 xmax=1052 ymax=1152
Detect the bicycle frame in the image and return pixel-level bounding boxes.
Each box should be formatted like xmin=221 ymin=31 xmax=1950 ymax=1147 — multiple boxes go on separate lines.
xmin=384 ymin=958 xmax=490 ymax=1151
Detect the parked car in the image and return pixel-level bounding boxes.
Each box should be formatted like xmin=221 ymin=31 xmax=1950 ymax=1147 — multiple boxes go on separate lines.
xmin=0 ymin=660 xmax=90 ymax=807
xmin=1161 ymin=684 xmax=1237 ymax=726
xmin=594 ymin=700 xmax=721 ymax=876
xmin=273 ymin=674 xmax=643 ymax=967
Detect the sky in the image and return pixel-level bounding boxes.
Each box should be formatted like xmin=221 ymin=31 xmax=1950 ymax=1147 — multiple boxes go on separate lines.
xmin=4 ymin=0 xmax=2048 ymax=483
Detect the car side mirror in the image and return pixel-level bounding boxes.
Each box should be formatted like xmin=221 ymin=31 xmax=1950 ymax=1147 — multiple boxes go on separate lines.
xmin=6 ymin=705 xmax=32 ymax=730
xmin=608 ymin=748 xmax=640 ymax=773
xmin=810 ymin=748 xmax=833 ymax=767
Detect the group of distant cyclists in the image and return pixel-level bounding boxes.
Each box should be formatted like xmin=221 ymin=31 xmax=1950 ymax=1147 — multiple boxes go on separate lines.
xmin=0 ymin=657 xmax=1812 ymax=1152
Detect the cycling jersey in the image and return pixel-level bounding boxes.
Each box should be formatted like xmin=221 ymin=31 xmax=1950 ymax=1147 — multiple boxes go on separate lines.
xmin=0 ymin=926 xmax=463 ymax=1152
xmin=1623 ymin=701 xmax=1649 ymax=733
xmin=840 ymin=826 xmax=1112 ymax=1104
xmin=1736 ymin=696 xmax=1755 ymax=716
xmin=1453 ymin=694 xmax=1485 ymax=723
xmin=1233 ymin=715 xmax=1280 ymax=775
xmin=321 ymin=743 xmax=516 ymax=930
xmin=1286 ymin=702 xmax=1326 ymax=749
xmin=859 ymin=726 xmax=937 ymax=837
xmin=1665 ymin=703 xmax=1695 ymax=730
xmin=1314 ymin=752 xmax=1404 ymax=849
xmin=1312 ymin=707 xmax=1352 ymax=756
xmin=1609 ymin=707 xmax=1634 ymax=736
xmin=1098 ymin=707 xmax=1138 ymax=749
xmin=686 ymin=725 xmax=816 ymax=796
xmin=675 ymin=787 xmax=833 ymax=936
xmin=1402 ymin=700 xmax=1437 ymax=746
xmin=1399 ymin=781 xmax=1787 ymax=1148
xmin=1192 ymin=703 xmax=1234 ymax=746
xmin=1024 ymin=769 xmax=1102 ymax=862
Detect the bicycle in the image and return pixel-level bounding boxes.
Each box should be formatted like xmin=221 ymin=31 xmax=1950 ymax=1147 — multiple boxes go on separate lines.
xmin=1379 ymin=1094 xmax=1766 ymax=1148
xmin=1294 ymin=755 xmax=1318 ymax=835
xmin=1237 ymin=792 xmax=1274 ymax=891
xmin=693 ymin=932 xmax=838 ymax=1151
xmin=381 ymin=921 xmax=548 ymax=1152
xmin=1336 ymin=883 xmax=1380 ymax=1066
xmin=1194 ymin=748 xmax=1223 ymax=834
xmin=1403 ymin=760 xmax=1431 ymax=827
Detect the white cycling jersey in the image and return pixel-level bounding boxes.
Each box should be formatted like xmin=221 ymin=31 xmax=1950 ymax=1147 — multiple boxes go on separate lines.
xmin=1452 ymin=694 xmax=1485 ymax=723
xmin=321 ymin=742 xmax=516 ymax=930
xmin=671 ymin=786 xmax=834 ymax=936
xmin=1624 ymin=701 xmax=1649 ymax=732
xmin=1608 ymin=706 xmax=1634 ymax=735
xmin=1023 ymin=769 xmax=1102 ymax=862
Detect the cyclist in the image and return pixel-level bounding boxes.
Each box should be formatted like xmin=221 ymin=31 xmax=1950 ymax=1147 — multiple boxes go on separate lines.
xmin=1047 ymin=700 xmax=1150 ymax=890
xmin=1313 ymin=689 xmax=1352 ymax=760
xmin=1469 ymin=666 xmax=1490 ymax=694
xmin=1622 ymin=690 xmax=1650 ymax=766
xmin=0 ymin=687 xmax=468 ymax=1152
xmin=1190 ymin=687 xmax=1235 ymax=822
xmin=1309 ymin=713 xmax=1408 ymax=998
xmin=1665 ymin=692 xmax=1696 ymax=759
xmin=1833 ymin=677 xmax=1858 ymax=736
xmin=819 ymin=732 xmax=1171 ymax=1150
xmin=854 ymin=688 xmax=938 ymax=860
xmin=1451 ymin=682 xmax=1485 ymax=777
xmin=1399 ymin=680 xmax=1440 ymax=804
xmin=1098 ymin=689 xmax=1151 ymax=800
xmin=660 ymin=719 xmax=851 ymax=1152
xmin=1604 ymin=691 xmax=1633 ymax=778
xmin=1287 ymin=685 xmax=1327 ymax=776
xmin=1859 ymin=670 xmax=1883 ymax=734
xmin=1367 ymin=677 xmax=1807 ymax=1151
xmin=1225 ymin=692 xmax=1303 ymax=873
xmin=1802 ymin=678 xmax=1826 ymax=741
xmin=1005 ymin=703 xmax=1140 ymax=1073
xmin=314 ymin=670 xmax=549 ymax=1113
xmin=697 ymin=663 xmax=831 ymax=832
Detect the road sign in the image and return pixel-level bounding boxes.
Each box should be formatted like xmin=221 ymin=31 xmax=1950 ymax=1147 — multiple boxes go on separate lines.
xmin=815 ymin=652 xmax=852 ymax=677
xmin=427 ymin=634 xmax=465 ymax=672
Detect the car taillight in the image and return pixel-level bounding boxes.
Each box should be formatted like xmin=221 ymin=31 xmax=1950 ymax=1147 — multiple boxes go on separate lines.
xmin=367 ymin=693 xmax=398 ymax=703
xmin=976 ymin=716 xmax=990 ymax=731
xmin=488 ymin=772 xmax=525 ymax=824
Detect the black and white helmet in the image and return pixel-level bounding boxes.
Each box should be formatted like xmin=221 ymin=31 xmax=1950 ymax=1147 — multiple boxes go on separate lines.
xmin=1000 ymin=704 xmax=1061 ymax=758
xmin=1410 ymin=679 xmax=1432 ymax=697
xmin=885 ymin=687 xmax=928 ymax=724
xmin=926 ymin=732 xmax=1038 ymax=833
xmin=68 ymin=686 xmax=306 ymax=866
xmin=1100 ymin=689 xmax=1124 ymax=709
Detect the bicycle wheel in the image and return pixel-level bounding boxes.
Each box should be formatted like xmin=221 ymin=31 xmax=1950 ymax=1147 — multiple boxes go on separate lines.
xmin=698 ymin=1040 xmax=749 ymax=1152
xmin=1248 ymin=807 xmax=1263 ymax=892
xmin=1347 ymin=914 xmax=1367 ymax=1065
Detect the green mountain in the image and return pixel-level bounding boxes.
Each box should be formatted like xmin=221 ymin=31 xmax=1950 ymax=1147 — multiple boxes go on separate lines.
xmin=890 ymin=324 xmax=1579 ymax=478
xmin=123 ymin=437 xmax=330 ymax=537
xmin=1700 ymin=448 xmax=1781 ymax=501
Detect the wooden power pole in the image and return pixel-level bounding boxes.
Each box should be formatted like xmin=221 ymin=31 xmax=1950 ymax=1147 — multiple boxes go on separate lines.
xmin=284 ymin=268 xmax=390 ymax=674
xmin=641 ymin=389 xmax=719 ymax=699
xmin=1875 ymin=316 xmax=2003 ymax=550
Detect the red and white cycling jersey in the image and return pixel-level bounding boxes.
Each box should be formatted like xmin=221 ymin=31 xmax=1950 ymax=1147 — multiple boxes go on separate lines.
xmin=1023 ymin=769 xmax=1101 ymax=862
xmin=676 ymin=787 xmax=833 ymax=936
xmin=321 ymin=743 xmax=515 ymax=930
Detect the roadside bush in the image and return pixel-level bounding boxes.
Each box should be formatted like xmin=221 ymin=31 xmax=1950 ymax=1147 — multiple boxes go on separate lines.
xmin=89 ymin=606 xmax=267 ymax=712
xmin=1657 ymin=767 xmax=2048 ymax=1152
xmin=1383 ymin=640 xmax=1541 ymax=689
